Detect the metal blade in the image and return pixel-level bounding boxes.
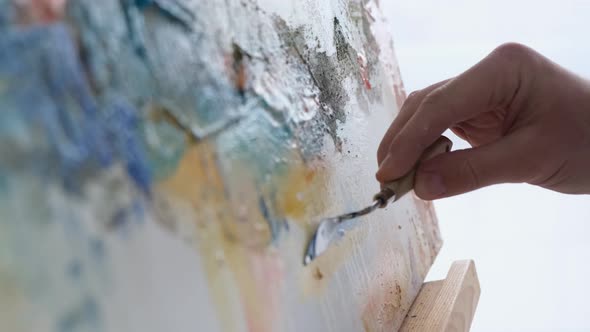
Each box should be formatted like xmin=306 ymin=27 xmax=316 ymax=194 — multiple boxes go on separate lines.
xmin=304 ymin=200 xmax=382 ymax=265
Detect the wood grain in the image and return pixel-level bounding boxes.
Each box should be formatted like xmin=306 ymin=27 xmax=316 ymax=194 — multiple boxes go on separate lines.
xmin=400 ymin=260 xmax=480 ymax=332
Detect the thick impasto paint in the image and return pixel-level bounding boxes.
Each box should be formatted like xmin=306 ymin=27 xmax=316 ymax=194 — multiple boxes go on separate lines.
xmin=0 ymin=0 xmax=441 ymax=331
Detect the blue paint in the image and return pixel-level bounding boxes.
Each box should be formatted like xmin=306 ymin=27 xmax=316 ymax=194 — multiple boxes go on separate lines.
xmin=109 ymin=208 xmax=129 ymax=229
xmin=0 ymin=24 xmax=152 ymax=193
xmin=56 ymin=296 xmax=101 ymax=332
xmin=70 ymin=0 xmax=244 ymax=153
xmin=258 ymin=196 xmax=278 ymax=242
xmin=66 ymin=259 xmax=84 ymax=281
xmin=121 ymin=0 xmax=150 ymax=62
xmin=0 ymin=172 xmax=7 ymax=194
xmin=134 ymin=0 xmax=152 ymax=6
xmin=89 ymin=238 xmax=106 ymax=262
xmin=121 ymin=0 xmax=194 ymax=63
xmin=44 ymin=25 xmax=112 ymax=167
xmin=131 ymin=198 xmax=146 ymax=223
xmin=190 ymin=85 xmax=241 ymax=137
xmin=0 ymin=0 xmax=15 ymax=26
xmin=258 ymin=195 xmax=288 ymax=244
xmin=106 ymin=198 xmax=146 ymax=229
xmin=63 ymin=214 xmax=83 ymax=238
xmin=104 ymin=99 xmax=152 ymax=193
xmin=216 ymin=107 xmax=294 ymax=184
xmin=133 ymin=0 xmax=195 ymax=29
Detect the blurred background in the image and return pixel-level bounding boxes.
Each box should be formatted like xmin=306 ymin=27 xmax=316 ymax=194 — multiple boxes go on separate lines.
xmin=380 ymin=1 xmax=590 ymax=331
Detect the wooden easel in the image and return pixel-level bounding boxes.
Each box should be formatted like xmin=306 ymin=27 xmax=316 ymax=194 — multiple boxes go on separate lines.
xmin=400 ymin=260 xmax=480 ymax=332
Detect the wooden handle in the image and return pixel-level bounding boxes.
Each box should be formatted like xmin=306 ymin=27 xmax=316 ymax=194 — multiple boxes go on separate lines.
xmin=374 ymin=136 xmax=452 ymax=206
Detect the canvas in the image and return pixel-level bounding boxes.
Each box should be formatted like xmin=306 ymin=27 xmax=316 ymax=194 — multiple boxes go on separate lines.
xmin=0 ymin=0 xmax=442 ymax=331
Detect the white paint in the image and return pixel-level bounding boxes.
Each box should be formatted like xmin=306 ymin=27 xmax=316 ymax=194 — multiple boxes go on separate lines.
xmin=102 ymin=218 xmax=223 ymax=332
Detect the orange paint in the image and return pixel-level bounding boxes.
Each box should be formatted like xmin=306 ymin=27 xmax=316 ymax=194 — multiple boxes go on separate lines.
xmin=236 ymin=64 xmax=247 ymax=93
xmin=276 ymin=166 xmax=315 ymax=219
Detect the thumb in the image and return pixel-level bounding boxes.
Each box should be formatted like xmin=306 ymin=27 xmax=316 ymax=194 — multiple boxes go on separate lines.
xmin=414 ymin=131 xmax=536 ymax=199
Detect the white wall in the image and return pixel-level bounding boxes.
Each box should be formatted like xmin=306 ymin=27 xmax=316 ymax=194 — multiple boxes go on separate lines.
xmin=381 ymin=1 xmax=590 ymax=331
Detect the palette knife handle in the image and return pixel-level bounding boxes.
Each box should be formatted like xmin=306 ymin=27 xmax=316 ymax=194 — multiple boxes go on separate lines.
xmin=374 ymin=136 xmax=453 ymax=207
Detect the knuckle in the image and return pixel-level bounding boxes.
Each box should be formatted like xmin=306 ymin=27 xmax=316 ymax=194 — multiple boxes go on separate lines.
xmin=406 ymin=90 xmax=422 ymax=101
xmin=488 ymin=43 xmax=538 ymax=107
xmin=418 ymin=90 xmax=454 ymax=132
xmin=491 ymin=42 xmax=533 ymax=65
xmin=403 ymin=89 xmax=426 ymax=110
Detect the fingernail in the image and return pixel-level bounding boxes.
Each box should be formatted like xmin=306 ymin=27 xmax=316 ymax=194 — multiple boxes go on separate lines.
xmin=419 ymin=171 xmax=446 ymax=197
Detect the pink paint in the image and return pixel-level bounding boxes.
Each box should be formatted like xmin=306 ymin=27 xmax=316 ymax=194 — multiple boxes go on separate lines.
xmin=15 ymin=0 xmax=66 ymax=24
xmin=357 ymin=53 xmax=372 ymax=90
xmin=244 ymin=250 xmax=285 ymax=332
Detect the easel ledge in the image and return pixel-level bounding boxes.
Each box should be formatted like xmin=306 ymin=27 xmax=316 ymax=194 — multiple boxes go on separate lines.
xmin=400 ymin=260 xmax=480 ymax=332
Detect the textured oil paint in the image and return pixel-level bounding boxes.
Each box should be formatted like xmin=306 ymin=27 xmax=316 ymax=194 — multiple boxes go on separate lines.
xmin=0 ymin=0 xmax=442 ymax=331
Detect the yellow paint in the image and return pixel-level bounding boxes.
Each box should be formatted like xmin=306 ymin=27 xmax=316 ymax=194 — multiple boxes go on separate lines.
xmin=158 ymin=143 xmax=293 ymax=332
xmin=158 ymin=145 xmax=224 ymax=208
xmin=155 ymin=140 xmax=439 ymax=332
xmin=274 ymin=161 xmax=328 ymax=233
xmin=158 ymin=143 xmax=247 ymax=332
xmin=155 ymin=125 xmax=345 ymax=331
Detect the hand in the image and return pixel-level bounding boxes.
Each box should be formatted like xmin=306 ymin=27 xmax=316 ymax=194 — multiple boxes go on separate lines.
xmin=376 ymin=43 xmax=590 ymax=199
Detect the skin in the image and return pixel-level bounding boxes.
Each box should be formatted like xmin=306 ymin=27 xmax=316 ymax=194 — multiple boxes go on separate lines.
xmin=376 ymin=43 xmax=590 ymax=199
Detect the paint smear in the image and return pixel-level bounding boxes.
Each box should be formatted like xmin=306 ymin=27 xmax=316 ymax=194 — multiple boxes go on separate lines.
xmin=158 ymin=142 xmax=288 ymax=332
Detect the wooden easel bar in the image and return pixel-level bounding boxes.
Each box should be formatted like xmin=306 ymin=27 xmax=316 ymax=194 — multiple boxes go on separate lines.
xmin=400 ymin=260 xmax=480 ymax=332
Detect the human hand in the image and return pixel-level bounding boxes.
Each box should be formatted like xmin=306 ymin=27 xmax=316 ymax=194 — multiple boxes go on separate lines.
xmin=376 ymin=43 xmax=590 ymax=199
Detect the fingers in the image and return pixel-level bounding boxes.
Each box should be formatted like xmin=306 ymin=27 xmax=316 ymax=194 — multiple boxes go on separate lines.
xmin=377 ymin=79 xmax=450 ymax=164
xmin=376 ymin=43 xmax=529 ymax=183
xmin=413 ymin=128 xmax=537 ymax=199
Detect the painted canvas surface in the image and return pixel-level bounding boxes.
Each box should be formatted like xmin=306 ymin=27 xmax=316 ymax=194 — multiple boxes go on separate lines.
xmin=0 ymin=0 xmax=442 ymax=331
